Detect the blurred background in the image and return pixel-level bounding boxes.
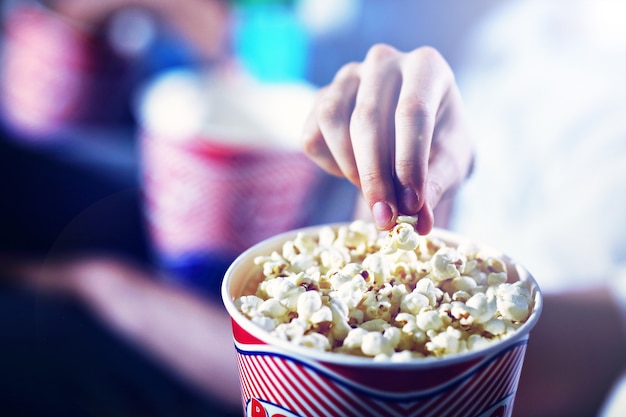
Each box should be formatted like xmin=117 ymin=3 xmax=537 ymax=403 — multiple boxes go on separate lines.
xmin=0 ymin=0 xmax=492 ymax=266
xmin=0 ymin=0 xmax=624 ymax=416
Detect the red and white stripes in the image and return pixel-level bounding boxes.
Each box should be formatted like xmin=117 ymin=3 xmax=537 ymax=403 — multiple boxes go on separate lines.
xmin=141 ymin=134 xmax=321 ymax=259
xmin=234 ymin=340 xmax=527 ymax=417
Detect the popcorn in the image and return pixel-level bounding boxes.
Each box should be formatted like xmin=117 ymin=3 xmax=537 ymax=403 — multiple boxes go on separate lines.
xmin=274 ymin=318 xmax=307 ymax=341
xmin=415 ymin=309 xmax=444 ymax=331
xmin=465 ymin=292 xmax=498 ymax=324
xmin=236 ymin=217 xmax=535 ymax=359
xmin=259 ymin=277 xmax=304 ymax=310
xmin=426 ymin=327 xmax=464 ymax=356
xmin=258 ymin=298 xmax=289 ymax=319
xmin=430 ymin=247 xmax=464 ymax=282
xmin=235 ymin=295 xmax=264 ymax=316
xmin=414 ymin=278 xmax=443 ymax=306
xmin=331 ymin=274 xmax=367 ymax=309
xmin=400 ymin=290 xmax=430 ymax=314
xmin=250 ymin=315 xmax=278 ymax=332
xmin=297 ymin=291 xmax=332 ymax=325
xmin=494 ymin=282 xmax=532 ymax=322
xmin=294 ymin=333 xmax=331 ymax=351
xmin=329 ymin=299 xmax=351 ymax=340
xmin=362 ymin=327 xmax=401 ymax=356
xmin=382 ymin=216 xmax=420 ymax=253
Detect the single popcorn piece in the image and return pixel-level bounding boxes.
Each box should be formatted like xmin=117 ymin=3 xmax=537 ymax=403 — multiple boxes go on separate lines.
xmin=400 ymin=291 xmax=430 ymax=314
xmin=426 ymin=327 xmax=464 ymax=355
xmin=331 ymin=274 xmax=367 ymax=309
xmin=294 ymin=333 xmax=331 ymax=351
xmin=259 ymin=277 xmax=304 ymax=310
xmin=343 ymin=327 xmax=368 ymax=351
xmin=250 ymin=315 xmax=278 ymax=332
xmin=320 ymin=246 xmax=351 ymax=270
xmin=361 ymin=332 xmax=390 ymax=356
xmin=415 ymin=309 xmax=444 ymax=331
xmin=297 ymin=291 xmax=332 ymax=325
xmin=430 ymin=247 xmax=464 ymax=282
xmin=467 ymin=334 xmax=493 ymax=351
xmin=235 ymin=218 xmax=535 ymax=359
xmin=258 ymin=298 xmax=289 ymax=319
xmin=465 ymin=292 xmax=497 ymax=324
xmin=414 ymin=278 xmax=443 ymax=306
xmin=273 ymin=318 xmax=308 ymax=341
xmin=495 ymin=282 xmax=532 ymax=322
xmin=361 ymin=253 xmax=390 ymax=285
xmin=483 ymin=317 xmax=507 ymax=336
xmin=382 ymin=218 xmax=421 ymax=253
xmin=360 ymin=327 xmax=402 ymax=356
xmin=254 ymin=252 xmax=289 ymax=278
xmin=235 ymin=295 xmax=264 ymax=317
xmin=450 ymin=276 xmax=477 ymax=292
xmin=329 ymin=298 xmax=351 ymax=340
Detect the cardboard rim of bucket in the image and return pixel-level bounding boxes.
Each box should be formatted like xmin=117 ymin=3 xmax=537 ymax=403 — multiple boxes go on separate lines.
xmin=222 ymin=223 xmax=543 ymax=369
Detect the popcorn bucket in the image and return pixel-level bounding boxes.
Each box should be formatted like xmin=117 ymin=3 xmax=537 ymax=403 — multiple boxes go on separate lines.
xmin=141 ymin=132 xmax=322 ymax=296
xmin=138 ymin=68 xmax=325 ymax=296
xmin=222 ymin=225 xmax=543 ymax=417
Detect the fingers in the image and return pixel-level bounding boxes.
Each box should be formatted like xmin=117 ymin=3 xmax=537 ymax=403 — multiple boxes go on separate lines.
xmin=417 ymin=87 xmax=473 ymax=234
xmin=303 ymin=45 xmax=404 ymax=229
xmin=303 ymin=44 xmax=471 ymax=232
xmin=350 ymin=44 xmax=403 ymax=229
xmin=301 ymin=87 xmax=345 ymax=178
xmin=394 ymin=47 xmax=454 ymax=216
xmin=303 ymin=63 xmax=361 ymax=183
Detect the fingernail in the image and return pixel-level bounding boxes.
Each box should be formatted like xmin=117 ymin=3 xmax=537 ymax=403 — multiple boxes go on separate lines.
xmin=417 ymin=202 xmax=435 ymax=235
xmin=400 ymin=187 xmax=419 ymax=214
xmin=372 ymin=201 xmax=393 ymax=229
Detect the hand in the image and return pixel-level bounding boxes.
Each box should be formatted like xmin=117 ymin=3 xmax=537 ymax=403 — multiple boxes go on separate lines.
xmin=302 ymin=44 xmax=473 ymax=233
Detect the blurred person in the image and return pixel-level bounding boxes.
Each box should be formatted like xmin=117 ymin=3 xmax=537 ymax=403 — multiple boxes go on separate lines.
xmin=1 ymin=35 xmax=475 ymax=417
xmin=4 ymin=1 xmax=623 ymax=417
xmin=0 ymin=0 xmax=232 ymax=138
xmin=0 ymin=0 xmax=340 ymax=294
xmin=0 ymin=0 xmax=319 ymax=415
xmin=451 ymin=1 xmax=626 ymax=416
xmin=0 ymin=0 xmax=242 ymax=416
xmin=303 ymin=1 xmax=626 ymax=416
xmin=1 ymin=254 xmax=243 ymax=416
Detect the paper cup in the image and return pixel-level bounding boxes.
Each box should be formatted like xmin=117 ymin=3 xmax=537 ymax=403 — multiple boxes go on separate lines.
xmin=222 ymin=224 xmax=543 ymax=417
xmin=137 ymin=68 xmax=327 ymax=296
xmin=141 ymin=132 xmax=322 ymax=296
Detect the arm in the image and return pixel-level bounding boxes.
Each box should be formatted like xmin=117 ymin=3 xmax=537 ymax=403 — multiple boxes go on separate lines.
xmin=9 ymin=256 xmax=242 ymax=411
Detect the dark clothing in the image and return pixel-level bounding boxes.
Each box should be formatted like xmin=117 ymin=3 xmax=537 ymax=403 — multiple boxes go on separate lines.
xmin=0 ymin=132 xmax=241 ymax=417
xmin=0 ymin=289 xmax=240 ymax=417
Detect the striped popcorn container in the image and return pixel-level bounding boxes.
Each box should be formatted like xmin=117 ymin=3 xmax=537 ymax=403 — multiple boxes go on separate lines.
xmin=141 ymin=133 xmax=321 ymax=296
xmin=138 ymin=69 xmax=324 ymax=296
xmin=222 ymin=225 xmax=543 ymax=417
